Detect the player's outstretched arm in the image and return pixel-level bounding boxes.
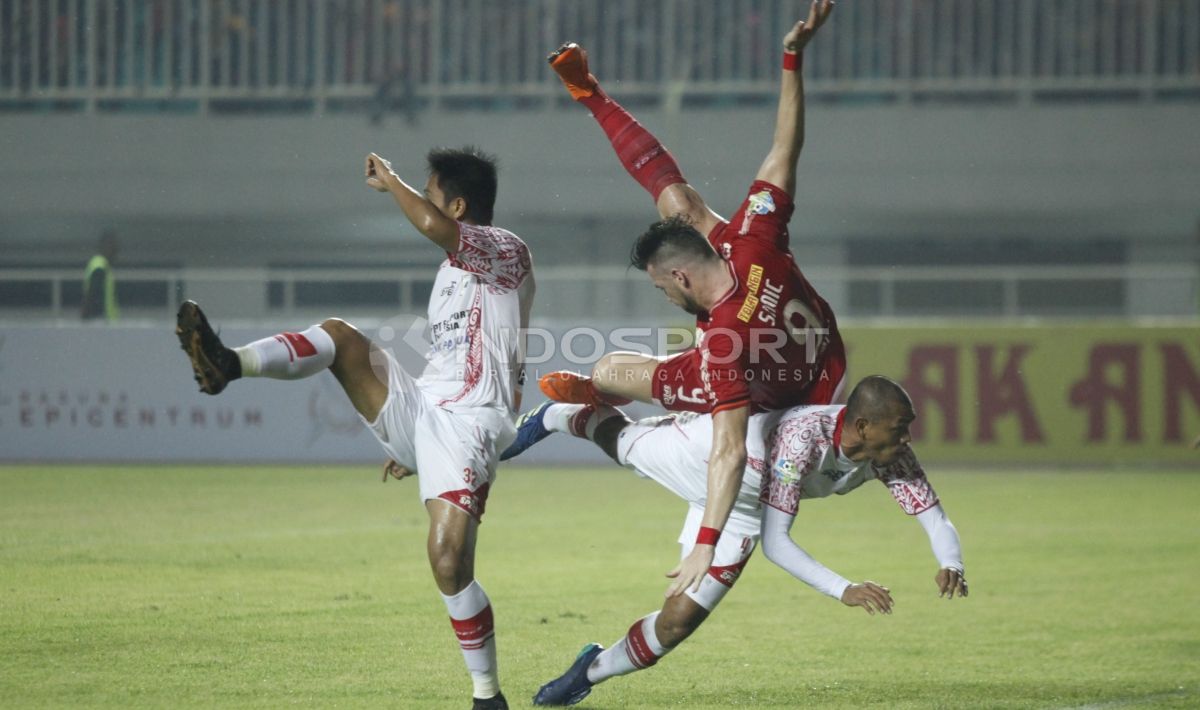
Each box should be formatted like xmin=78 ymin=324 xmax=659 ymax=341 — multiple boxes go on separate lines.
xmin=915 ymin=504 xmax=968 ymax=598
xmin=664 ymin=405 xmax=749 ymax=597
xmin=760 ymin=505 xmax=894 ymax=614
xmin=754 ymin=0 xmax=834 ymax=198
xmin=365 ymin=152 xmax=461 ymax=252
xmin=760 ymin=506 xmax=894 ymax=613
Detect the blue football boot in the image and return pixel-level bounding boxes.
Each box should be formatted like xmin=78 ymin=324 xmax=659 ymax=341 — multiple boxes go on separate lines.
xmin=532 ymin=643 xmax=604 ymax=706
xmin=500 ymin=400 xmax=555 ymax=461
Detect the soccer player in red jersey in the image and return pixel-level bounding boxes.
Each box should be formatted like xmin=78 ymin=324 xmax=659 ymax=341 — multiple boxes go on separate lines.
xmin=535 ymin=1 xmax=843 ymax=598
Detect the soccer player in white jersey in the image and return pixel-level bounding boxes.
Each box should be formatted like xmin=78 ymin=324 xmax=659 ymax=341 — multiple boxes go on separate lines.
xmin=501 ymin=376 xmax=966 ymax=706
xmin=174 ymin=146 xmax=533 ymax=710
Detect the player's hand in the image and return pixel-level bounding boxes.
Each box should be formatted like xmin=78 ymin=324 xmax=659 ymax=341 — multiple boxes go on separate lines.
xmin=365 ymin=152 xmax=394 ymax=192
xmin=664 ymin=544 xmax=715 ymax=598
xmin=840 ymin=581 xmax=893 ymax=615
xmin=936 ymin=567 xmax=968 ymax=599
xmin=381 ymin=459 xmax=414 ymax=482
xmin=784 ymin=0 xmax=835 ymax=54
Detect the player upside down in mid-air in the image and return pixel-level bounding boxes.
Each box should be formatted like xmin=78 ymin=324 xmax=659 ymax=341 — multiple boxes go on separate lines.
xmin=504 ymin=376 xmax=967 ymax=706
xmin=175 ymin=147 xmax=534 ymax=710
xmin=531 ymin=0 xmax=847 ymax=599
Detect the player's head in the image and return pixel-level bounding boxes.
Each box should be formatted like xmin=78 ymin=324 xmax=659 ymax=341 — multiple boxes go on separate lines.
xmin=425 ymin=146 xmax=499 ymax=225
xmin=630 ymin=215 xmax=722 ymax=315
xmin=845 ymin=375 xmax=915 ymax=466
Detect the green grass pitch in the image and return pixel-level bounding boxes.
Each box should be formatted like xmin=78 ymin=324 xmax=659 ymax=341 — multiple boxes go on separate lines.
xmin=1 ymin=464 xmax=1197 ymax=709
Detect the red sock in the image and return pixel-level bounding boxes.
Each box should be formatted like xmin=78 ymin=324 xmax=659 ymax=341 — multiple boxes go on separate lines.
xmin=580 ymin=87 xmax=686 ymax=202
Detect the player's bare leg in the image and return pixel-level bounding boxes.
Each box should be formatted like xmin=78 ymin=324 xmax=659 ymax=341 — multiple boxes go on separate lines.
xmin=533 ymin=554 xmax=721 ymax=706
xmin=538 ymin=351 xmax=660 ymax=410
xmin=426 ymin=499 xmax=507 ymax=709
xmin=174 ymin=301 xmax=388 ymax=421
xmin=316 ymin=318 xmax=388 ymax=421
xmin=548 ymin=43 xmax=722 ymax=233
xmin=425 ymin=499 xmax=478 ymax=597
xmin=530 ymin=415 xmax=743 ymax=706
xmin=592 ymin=351 xmax=660 ymax=403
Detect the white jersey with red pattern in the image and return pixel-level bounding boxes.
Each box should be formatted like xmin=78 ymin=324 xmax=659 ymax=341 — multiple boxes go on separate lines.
xmin=416 ymin=221 xmax=535 ymax=413
xmin=760 ymin=405 xmax=938 ymax=517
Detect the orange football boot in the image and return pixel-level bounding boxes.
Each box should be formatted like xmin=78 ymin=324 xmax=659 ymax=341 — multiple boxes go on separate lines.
xmin=538 ymin=371 xmax=632 ymax=407
xmin=547 ymin=43 xmax=598 ymax=100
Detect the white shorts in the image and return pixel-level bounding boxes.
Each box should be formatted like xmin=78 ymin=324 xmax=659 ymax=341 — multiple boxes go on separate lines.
xmin=616 ymin=411 xmax=774 ymax=610
xmin=361 ymin=349 xmax=515 ymax=522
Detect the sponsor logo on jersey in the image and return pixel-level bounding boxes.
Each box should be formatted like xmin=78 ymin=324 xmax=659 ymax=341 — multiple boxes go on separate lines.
xmin=747 ymin=190 xmax=776 ymax=216
xmin=737 ymin=264 xmax=765 ymax=323
xmin=739 ymin=190 xmax=776 ymax=236
xmin=773 ymin=457 xmax=801 ymax=485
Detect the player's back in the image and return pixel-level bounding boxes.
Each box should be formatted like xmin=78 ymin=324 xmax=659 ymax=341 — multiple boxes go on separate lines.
xmin=703 ymin=181 xmax=846 ymax=410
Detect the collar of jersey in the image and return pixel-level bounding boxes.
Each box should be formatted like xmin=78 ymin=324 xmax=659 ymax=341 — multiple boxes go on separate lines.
xmin=709 ymin=260 xmax=740 ymax=310
xmin=833 ymin=408 xmax=847 ymax=456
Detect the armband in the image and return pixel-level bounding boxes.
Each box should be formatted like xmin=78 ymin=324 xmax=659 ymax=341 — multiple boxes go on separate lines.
xmin=783 ymin=52 xmax=801 ymax=72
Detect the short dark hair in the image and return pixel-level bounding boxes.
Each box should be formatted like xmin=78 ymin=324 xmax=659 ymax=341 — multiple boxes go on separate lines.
xmin=630 ymin=215 xmax=720 ymax=271
xmin=426 ymin=146 xmax=499 ymax=225
xmin=846 ymin=375 xmax=913 ymax=422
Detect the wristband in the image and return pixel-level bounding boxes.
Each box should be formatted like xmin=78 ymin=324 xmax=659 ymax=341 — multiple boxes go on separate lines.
xmin=696 ymin=526 xmax=721 ymax=546
xmin=783 ymin=51 xmax=801 ymax=71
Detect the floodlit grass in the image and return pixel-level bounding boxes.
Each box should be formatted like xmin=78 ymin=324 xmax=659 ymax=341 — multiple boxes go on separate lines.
xmin=1 ymin=465 xmax=1197 ymax=709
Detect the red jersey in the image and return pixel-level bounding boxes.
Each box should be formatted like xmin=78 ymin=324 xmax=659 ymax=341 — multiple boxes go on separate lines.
xmin=693 ymin=180 xmax=845 ymax=414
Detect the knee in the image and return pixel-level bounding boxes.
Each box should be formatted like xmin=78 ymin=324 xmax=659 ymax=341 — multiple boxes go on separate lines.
xmin=320 ymin=318 xmax=370 ymax=367
xmin=319 ymin=318 xmax=358 ymax=346
xmin=428 ymin=544 xmax=471 ymax=591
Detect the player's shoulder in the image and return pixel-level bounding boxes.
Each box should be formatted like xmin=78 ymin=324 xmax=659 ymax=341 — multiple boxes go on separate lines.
xmin=772 ymin=405 xmax=843 ymax=450
xmin=777 ymin=403 xmax=843 ymax=429
xmin=459 ymin=222 xmax=529 ymax=249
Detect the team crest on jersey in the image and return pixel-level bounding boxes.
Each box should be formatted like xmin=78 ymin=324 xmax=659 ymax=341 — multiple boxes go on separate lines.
xmin=746 ymin=190 xmax=776 ymax=217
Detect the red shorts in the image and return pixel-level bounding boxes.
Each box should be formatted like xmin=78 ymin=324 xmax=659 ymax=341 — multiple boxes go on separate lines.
xmin=652 ymin=347 xmax=848 ymax=414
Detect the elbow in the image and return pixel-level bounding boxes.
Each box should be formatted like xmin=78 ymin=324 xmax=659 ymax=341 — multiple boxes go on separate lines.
xmin=760 ymin=530 xmax=792 ymax=566
xmin=760 ymin=534 xmax=780 ymax=563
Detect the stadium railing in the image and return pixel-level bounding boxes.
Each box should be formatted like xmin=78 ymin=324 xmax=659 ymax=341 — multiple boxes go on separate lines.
xmin=1 ymin=0 xmax=1197 ymax=111
xmin=1 ymin=263 xmax=1195 ymax=321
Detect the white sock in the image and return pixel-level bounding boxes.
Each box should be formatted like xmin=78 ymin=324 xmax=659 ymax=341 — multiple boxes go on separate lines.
xmin=442 ymin=580 xmax=500 ymax=700
xmin=542 ymin=403 xmax=583 ymax=433
xmin=587 ymin=611 xmax=667 ymax=684
xmin=234 ymin=325 xmax=335 ymax=379
xmin=543 ymin=404 xmax=623 ymax=440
